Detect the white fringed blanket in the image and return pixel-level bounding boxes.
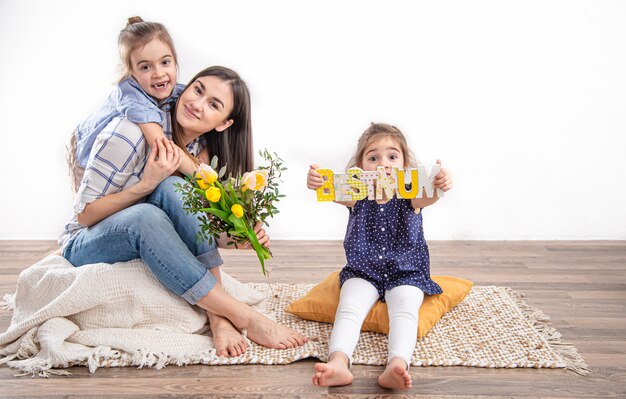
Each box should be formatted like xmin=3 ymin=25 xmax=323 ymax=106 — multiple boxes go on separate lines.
xmin=0 ymin=255 xmax=265 ymax=376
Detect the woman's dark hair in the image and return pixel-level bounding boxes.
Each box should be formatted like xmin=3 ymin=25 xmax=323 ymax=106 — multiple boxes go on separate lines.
xmin=172 ymin=66 xmax=253 ymax=177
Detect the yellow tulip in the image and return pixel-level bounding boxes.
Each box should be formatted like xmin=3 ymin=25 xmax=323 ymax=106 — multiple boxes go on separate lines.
xmin=205 ymin=187 xmax=221 ymax=203
xmin=231 ymin=204 xmax=244 ymax=218
xmin=254 ymin=170 xmax=269 ymax=190
xmin=198 ymin=164 xmax=218 ymax=185
xmin=241 ymin=170 xmax=269 ymax=192
xmin=196 ymin=178 xmax=208 ymax=190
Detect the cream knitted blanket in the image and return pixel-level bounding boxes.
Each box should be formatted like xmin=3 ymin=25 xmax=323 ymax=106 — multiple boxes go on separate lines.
xmin=0 ymin=255 xmax=265 ymax=376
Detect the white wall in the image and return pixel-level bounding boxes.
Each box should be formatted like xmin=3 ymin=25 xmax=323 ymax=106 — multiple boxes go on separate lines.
xmin=1 ymin=0 xmax=625 ymax=241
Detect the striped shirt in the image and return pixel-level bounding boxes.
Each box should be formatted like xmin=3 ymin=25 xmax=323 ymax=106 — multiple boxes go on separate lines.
xmin=59 ymin=111 xmax=205 ymax=249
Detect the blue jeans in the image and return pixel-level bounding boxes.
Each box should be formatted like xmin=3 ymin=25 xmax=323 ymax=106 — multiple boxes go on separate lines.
xmin=63 ymin=176 xmax=223 ymax=305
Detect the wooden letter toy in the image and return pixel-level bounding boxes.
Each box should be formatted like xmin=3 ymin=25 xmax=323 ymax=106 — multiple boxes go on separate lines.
xmin=316 ymin=165 xmax=443 ymax=202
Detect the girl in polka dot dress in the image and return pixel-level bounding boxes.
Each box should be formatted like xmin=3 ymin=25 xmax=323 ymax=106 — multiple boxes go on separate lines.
xmin=306 ymin=123 xmax=453 ymax=390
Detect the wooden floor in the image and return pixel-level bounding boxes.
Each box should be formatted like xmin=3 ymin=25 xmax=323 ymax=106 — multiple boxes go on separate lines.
xmin=0 ymin=240 xmax=625 ymax=398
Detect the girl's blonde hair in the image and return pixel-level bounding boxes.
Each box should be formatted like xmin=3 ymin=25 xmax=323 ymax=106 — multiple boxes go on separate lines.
xmin=117 ymin=16 xmax=178 ymax=82
xmin=347 ymin=122 xmax=417 ymax=169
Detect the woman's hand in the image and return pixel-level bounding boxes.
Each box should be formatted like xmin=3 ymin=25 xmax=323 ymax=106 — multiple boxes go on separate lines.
xmin=307 ymin=164 xmax=324 ymax=190
xmin=218 ymin=222 xmax=271 ymax=249
xmin=433 ymin=159 xmax=453 ymax=192
xmin=253 ymin=222 xmax=271 ymax=248
xmin=241 ymin=222 xmax=270 ymax=249
xmin=140 ymin=137 xmax=182 ymax=192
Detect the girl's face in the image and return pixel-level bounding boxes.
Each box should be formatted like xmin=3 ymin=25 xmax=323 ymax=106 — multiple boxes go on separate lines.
xmin=130 ymin=39 xmax=177 ymax=101
xmin=176 ymin=75 xmax=234 ymax=139
xmin=361 ymin=136 xmax=405 ymax=173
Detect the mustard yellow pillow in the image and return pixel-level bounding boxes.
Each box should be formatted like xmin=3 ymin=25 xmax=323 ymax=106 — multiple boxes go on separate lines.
xmin=285 ymin=271 xmax=473 ymax=338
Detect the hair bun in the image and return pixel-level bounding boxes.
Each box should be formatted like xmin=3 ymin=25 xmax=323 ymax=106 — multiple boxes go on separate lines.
xmin=127 ymin=16 xmax=144 ymax=26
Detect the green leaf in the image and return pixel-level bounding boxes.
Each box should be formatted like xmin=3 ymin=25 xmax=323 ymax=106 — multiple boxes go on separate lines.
xmin=210 ymin=155 xmax=218 ymax=170
xmin=227 ymin=213 xmax=248 ymax=232
xmin=226 ymin=182 xmax=240 ymax=205
xmin=214 ymin=181 xmax=231 ymax=209
xmin=243 ymin=225 xmax=271 ymax=275
xmin=204 ymin=208 xmax=230 ymax=221
xmin=218 ymin=165 xmax=227 ymax=178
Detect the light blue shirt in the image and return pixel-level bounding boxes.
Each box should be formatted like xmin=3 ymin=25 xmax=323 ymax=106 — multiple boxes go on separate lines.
xmin=74 ymin=77 xmax=185 ymax=166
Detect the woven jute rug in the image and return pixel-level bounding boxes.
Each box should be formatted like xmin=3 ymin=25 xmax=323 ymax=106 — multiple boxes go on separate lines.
xmin=78 ymin=283 xmax=587 ymax=375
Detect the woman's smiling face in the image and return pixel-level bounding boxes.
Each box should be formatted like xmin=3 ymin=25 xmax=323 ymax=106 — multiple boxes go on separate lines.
xmin=176 ymin=75 xmax=234 ymax=138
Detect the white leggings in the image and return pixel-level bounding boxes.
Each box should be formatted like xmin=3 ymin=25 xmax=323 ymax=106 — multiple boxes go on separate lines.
xmin=328 ymin=277 xmax=424 ymax=368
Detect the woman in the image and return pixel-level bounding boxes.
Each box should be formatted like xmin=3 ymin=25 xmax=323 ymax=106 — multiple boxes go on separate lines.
xmin=60 ymin=66 xmax=307 ymax=357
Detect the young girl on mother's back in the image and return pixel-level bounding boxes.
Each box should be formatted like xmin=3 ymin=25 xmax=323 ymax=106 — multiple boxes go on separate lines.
xmin=306 ymin=123 xmax=452 ymax=390
xmin=68 ymin=16 xmax=203 ymax=191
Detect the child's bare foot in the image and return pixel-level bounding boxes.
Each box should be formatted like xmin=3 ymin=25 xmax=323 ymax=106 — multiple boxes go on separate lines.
xmin=312 ymin=353 xmax=353 ymax=387
xmin=209 ymin=313 xmax=248 ymax=357
xmin=245 ymin=312 xmax=307 ymax=349
xmin=378 ymin=357 xmax=412 ymax=390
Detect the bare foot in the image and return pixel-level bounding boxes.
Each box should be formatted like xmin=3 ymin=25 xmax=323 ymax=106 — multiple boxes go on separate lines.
xmin=312 ymin=355 xmax=353 ymax=387
xmin=377 ymin=357 xmax=412 ymax=390
xmin=196 ymin=284 xmax=307 ymax=350
xmin=245 ymin=312 xmax=307 ymax=349
xmin=209 ymin=313 xmax=248 ymax=357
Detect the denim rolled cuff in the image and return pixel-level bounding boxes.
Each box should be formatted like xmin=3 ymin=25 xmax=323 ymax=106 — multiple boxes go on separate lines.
xmin=197 ymin=247 xmax=223 ymax=270
xmin=181 ymin=269 xmax=217 ymax=305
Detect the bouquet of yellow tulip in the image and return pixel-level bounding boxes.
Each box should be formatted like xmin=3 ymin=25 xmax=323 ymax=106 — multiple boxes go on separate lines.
xmin=175 ymin=150 xmax=286 ymax=275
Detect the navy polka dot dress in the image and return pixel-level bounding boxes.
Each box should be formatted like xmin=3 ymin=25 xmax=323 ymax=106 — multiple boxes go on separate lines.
xmin=340 ymin=197 xmax=443 ymax=301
